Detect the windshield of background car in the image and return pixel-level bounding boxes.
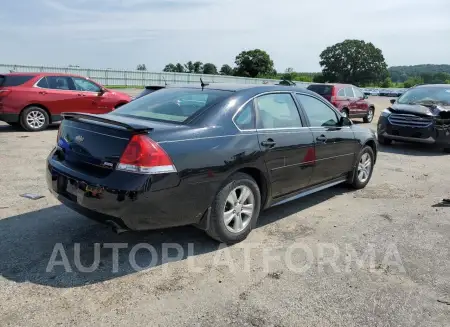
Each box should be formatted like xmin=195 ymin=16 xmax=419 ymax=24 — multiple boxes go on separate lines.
xmin=397 ymin=87 xmax=450 ymax=105
xmin=307 ymin=84 xmax=333 ymax=96
xmin=111 ymin=88 xmax=232 ymax=123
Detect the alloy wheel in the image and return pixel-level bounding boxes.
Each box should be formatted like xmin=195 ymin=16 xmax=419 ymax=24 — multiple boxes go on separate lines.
xmin=26 ymin=110 xmax=46 ymax=129
xmin=223 ymin=185 xmax=255 ymax=233
xmin=357 ymin=153 xmax=372 ymax=183
xmin=367 ymin=109 xmax=373 ymax=122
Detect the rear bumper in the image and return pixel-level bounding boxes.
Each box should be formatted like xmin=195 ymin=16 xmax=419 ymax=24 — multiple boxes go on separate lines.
xmin=46 ymin=151 xmax=215 ymax=231
xmin=377 ymin=116 xmax=450 ymax=146
xmin=0 ymin=113 xmax=19 ymax=123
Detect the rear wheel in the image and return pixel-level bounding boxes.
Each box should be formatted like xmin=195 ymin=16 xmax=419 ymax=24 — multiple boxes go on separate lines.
xmin=363 ymin=107 xmax=374 ymax=123
xmin=206 ymin=173 xmax=261 ymax=244
xmin=341 ymin=108 xmax=349 ymax=118
xmin=20 ymin=106 xmax=49 ymax=131
xmin=348 ymin=146 xmax=375 ymax=189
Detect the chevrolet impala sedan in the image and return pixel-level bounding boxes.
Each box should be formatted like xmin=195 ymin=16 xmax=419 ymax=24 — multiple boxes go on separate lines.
xmin=47 ymin=83 xmax=377 ymax=243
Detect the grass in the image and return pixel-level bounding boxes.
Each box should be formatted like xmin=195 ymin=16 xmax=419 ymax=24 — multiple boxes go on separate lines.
xmin=104 ymin=85 xmax=145 ymax=89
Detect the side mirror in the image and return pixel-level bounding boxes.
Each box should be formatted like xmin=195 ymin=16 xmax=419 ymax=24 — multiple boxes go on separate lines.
xmin=339 ymin=116 xmax=352 ymax=126
xmin=390 ymin=99 xmax=396 ymax=104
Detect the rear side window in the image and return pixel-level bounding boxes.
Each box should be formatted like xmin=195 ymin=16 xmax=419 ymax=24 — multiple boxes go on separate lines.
xmin=255 ymin=93 xmax=302 ymax=129
xmin=0 ymin=75 xmax=34 ymax=87
xmin=337 ymin=88 xmax=345 ymax=96
xmin=111 ymin=88 xmax=232 ymax=123
xmin=307 ymin=84 xmax=333 ymax=96
xmin=36 ymin=77 xmax=49 ymax=88
xmin=234 ymin=101 xmax=256 ymax=130
xmin=344 ymin=87 xmax=354 ymax=98
xmin=46 ymin=76 xmax=74 ymax=90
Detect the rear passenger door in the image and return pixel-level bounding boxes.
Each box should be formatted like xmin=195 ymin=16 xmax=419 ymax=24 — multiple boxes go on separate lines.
xmin=253 ymin=93 xmax=315 ymax=198
xmin=353 ymin=86 xmax=369 ymax=115
xmin=344 ymin=86 xmax=358 ymax=116
xmin=35 ymin=76 xmax=85 ymax=117
xmin=295 ymin=93 xmax=357 ymax=186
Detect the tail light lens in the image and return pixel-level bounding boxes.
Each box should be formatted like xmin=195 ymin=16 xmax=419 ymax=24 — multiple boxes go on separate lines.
xmin=117 ymin=134 xmax=177 ymax=174
xmin=330 ymin=87 xmax=338 ymax=107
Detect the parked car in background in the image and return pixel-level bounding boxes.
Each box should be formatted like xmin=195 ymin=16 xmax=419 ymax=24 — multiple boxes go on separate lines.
xmin=377 ymin=84 xmax=450 ymax=152
xmin=47 ymin=84 xmax=377 ymax=243
xmin=133 ymin=85 xmax=166 ymax=100
xmin=307 ymin=83 xmax=375 ymax=123
xmin=0 ymin=73 xmax=131 ymax=131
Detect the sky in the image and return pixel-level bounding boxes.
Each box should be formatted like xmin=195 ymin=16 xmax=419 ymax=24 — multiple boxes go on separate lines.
xmin=1 ymin=0 xmax=450 ymax=72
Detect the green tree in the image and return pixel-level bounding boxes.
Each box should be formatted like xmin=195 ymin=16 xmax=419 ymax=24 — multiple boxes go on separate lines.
xmin=136 ymin=64 xmax=147 ymax=71
xmin=380 ymin=77 xmax=393 ymax=88
xmin=319 ymin=39 xmax=388 ymax=85
xmin=312 ymin=73 xmax=326 ymax=83
xmin=281 ymin=67 xmax=296 ymax=81
xmin=175 ymin=63 xmax=184 ymax=73
xmin=432 ymin=72 xmax=450 ymax=84
xmin=403 ymin=76 xmax=424 ymax=88
xmin=163 ymin=63 xmax=177 ymax=72
xmin=203 ymin=63 xmax=218 ymax=75
xmin=193 ymin=61 xmax=203 ymax=74
xmin=219 ymin=64 xmax=234 ymax=75
xmin=184 ymin=61 xmax=195 ymax=73
xmin=234 ymin=49 xmax=275 ymax=78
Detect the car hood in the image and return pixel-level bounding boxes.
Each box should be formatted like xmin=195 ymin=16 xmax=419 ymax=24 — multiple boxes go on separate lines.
xmin=390 ymin=103 xmax=450 ymax=118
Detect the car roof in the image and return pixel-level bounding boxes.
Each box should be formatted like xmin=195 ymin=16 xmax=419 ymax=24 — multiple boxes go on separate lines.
xmin=165 ymin=83 xmax=317 ymax=95
xmin=3 ymin=72 xmax=87 ymax=78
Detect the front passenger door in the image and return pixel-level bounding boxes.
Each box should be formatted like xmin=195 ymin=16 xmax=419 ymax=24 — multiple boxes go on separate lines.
xmin=72 ymin=77 xmax=108 ymax=114
xmin=295 ymin=93 xmax=358 ymax=186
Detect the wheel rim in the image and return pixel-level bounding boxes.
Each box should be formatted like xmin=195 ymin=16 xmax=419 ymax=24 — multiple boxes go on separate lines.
xmin=223 ymin=185 xmax=254 ymax=233
xmin=367 ymin=109 xmax=373 ymax=121
xmin=342 ymin=111 xmax=348 ymax=118
xmin=26 ymin=111 xmax=46 ymax=129
xmin=357 ymin=152 xmax=372 ymax=183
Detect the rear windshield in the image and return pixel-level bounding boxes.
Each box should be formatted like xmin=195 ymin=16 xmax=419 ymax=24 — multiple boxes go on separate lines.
xmin=112 ymin=88 xmax=232 ymax=123
xmin=307 ymin=84 xmax=333 ymax=96
xmin=0 ymin=75 xmax=34 ymax=87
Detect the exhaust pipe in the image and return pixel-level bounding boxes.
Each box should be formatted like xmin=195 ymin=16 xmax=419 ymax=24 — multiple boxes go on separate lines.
xmin=105 ymin=220 xmax=128 ymax=234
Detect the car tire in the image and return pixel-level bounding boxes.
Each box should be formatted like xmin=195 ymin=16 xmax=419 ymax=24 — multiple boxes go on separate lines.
xmin=20 ymin=106 xmax=49 ymax=132
xmin=363 ymin=107 xmax=374 ymax=123
xmin=341 ymin=108 xmax=349 ymax=118
xmin=444 ymin=147 xmax=450 ymax=154
xmin=348 ymin=146 xmax=375 ymax=190
xmin=378 ymin=135 xmax=392 ymax=145
xmin=206 ymin=172 xmax=261 ymax=244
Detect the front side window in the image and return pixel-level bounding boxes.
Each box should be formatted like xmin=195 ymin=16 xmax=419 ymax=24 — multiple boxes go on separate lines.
xmin=353 ymin=87 xmax=364 ymax=98
xmin=296 ymin=94 xmax=339 ymax=127
xmin=72 ymin=77 xmax=101 ymax=92
xmin=111 ymin=88 xmax=232 ymax=123
xmin=255 ymin=93 xmax=302 ymax=129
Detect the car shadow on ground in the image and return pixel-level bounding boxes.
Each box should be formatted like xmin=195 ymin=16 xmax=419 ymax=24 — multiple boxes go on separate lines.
xmin=378 ymin=142 xmax=448 ymax=157
xmin=0 ymin=185 xmax=349 ymax=288
xmin=0 ymin=123 xmax=59 ymax=133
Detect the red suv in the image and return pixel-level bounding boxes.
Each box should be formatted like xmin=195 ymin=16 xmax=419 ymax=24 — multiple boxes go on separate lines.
xmin=306 ymin=83 xmax=375 ymax=123
xmin=0 ymin=73 xmax=131 ymax=131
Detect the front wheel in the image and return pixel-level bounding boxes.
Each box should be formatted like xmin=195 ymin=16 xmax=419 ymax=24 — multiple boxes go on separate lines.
xmin=348 ymin=146 xmax=375 ymax=189
xmin=206 ymin=173 xmax=261 ymax=244
xmin=363 ymin=107 xmax=374 ymax=123
xmin=20 ymin=107 xmax=49 ymax=131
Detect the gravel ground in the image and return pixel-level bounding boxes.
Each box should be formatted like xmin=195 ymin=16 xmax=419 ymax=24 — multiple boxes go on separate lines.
xmin=0 ymin=95 xmax=449 ymax=327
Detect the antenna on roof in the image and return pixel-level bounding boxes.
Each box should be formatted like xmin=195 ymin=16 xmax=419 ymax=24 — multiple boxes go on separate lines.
xmin=162 ymin=76 xmax=168 ymax=86
xmin=200 ymin=78 xmax=209 ymax=90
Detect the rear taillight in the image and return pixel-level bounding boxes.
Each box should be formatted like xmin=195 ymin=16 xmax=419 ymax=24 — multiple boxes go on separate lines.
xmin=330 ymin=87 xmax=338 ymax=107
xmin=0 ymin=89 xmax=11 ymax=98
xmin=117 ymin=134 xmax=177 ymax=174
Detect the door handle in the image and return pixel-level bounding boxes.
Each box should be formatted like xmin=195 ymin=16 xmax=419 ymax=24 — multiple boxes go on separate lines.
xmin=316 ymin=135 xmax=327 ymax=143
xmin=77 ymin=93 xmax=86 ymax=97
xmin=261 ymin=139 xmax=276 ymax=148
xmin=39 ymin=91 xmax=47 ymax=95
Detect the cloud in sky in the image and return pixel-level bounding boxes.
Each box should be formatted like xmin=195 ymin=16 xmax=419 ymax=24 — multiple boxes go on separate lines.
xmin=2 ymin=0 xmax=450 ymax=72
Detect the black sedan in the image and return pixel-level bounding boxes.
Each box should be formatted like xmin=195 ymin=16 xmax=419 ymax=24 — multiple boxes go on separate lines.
xmin=47 ymin=84 xmax=378 ymax=243
xmin=377 ymin=84 xmax=450 ymax=152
